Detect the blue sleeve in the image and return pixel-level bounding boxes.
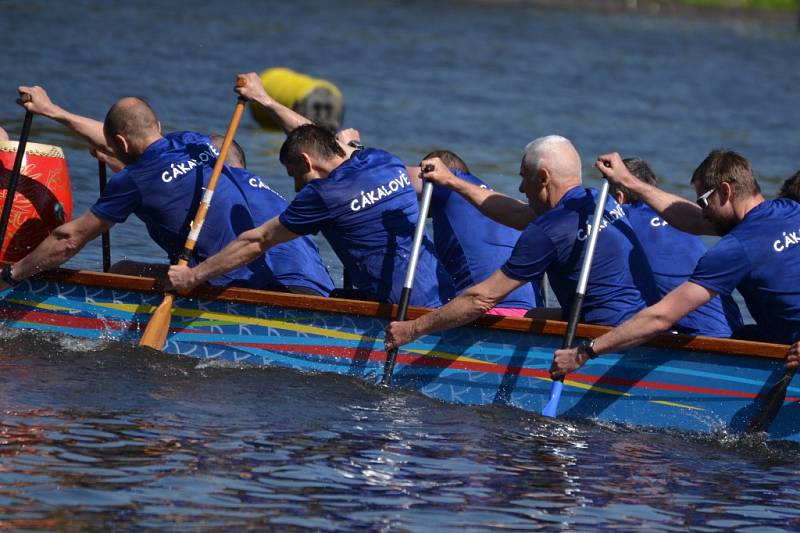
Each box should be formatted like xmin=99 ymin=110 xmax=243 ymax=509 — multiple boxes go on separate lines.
xmin=689 ymin=236 xmax=751 ymax=296
xmin=500 ymin=223 xmax=557 ymax=282
xmin=278 ymin=185 xmax=332 ymax=236
xmin=89 ymin=170 xmax=141 ymax=223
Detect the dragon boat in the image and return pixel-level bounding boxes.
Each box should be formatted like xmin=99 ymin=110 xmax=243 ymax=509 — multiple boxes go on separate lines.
xmin=0 ymin=266 xmax=796 ymax=441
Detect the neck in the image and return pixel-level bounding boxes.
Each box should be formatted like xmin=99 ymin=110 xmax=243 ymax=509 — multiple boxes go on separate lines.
xmin=734 ymin=192 xmax=765 ymax=222
xmin=129 ymin=133 xmax=163 ymax=158
xmin=547 ymin=178 xmax=582 ymax=209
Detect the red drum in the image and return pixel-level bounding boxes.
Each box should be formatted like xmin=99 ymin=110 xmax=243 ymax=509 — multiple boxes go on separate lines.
xmin=0 ymin=140 xmax=73 ymax=261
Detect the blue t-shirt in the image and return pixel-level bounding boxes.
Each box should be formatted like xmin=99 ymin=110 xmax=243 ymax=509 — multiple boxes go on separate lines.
xmin=430 ymin=169 xmax=541 ymax=309
xmin=501 ymin=186 xmax=655 ymax=326
xmin=624 ymin=203 xmax=742 ymax=337
xmin=227 ymin=170 xmax=334 ymax=296
xmin=279 ymin=148 xmax=454 ymax=307
xmin=91 ymin=131 xmax=333 ymax=294
xmin=690 ymin=198 xmax=800 ymax=344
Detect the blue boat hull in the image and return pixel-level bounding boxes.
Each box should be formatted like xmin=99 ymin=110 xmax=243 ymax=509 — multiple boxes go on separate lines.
xmin=0 ymin=270 xmax=796 ymax=441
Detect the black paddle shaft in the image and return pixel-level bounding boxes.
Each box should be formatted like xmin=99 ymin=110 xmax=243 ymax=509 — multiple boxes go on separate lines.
xmin=0 ymin=110 xmax=34 ymax=252
xmin=98 ymin=161 xmax=111 ymax=272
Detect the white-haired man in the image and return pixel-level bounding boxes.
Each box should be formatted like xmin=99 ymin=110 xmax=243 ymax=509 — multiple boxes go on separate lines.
xmin=384 ymin=135 xmax=657 ymax=351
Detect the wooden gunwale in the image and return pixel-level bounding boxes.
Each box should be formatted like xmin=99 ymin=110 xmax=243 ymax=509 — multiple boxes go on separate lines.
xmin=18 ymin=265 xmax=787 ymax=361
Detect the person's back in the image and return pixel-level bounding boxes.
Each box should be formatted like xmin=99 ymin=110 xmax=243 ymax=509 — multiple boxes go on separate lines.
xmin=692 ymin=197 xmax=800 ymax=343
xmin=612 ymin=159 xmax=742 ymax=337
xmin=507 ymin=186 xmax=652 ymax=325
xmin=92 ymin=130 xmax=298 ymax=289
xmin=279 ymin=143 xmax=454 ymax=307
xmin=231 ymin=169 xmax=334 ymax=295
xmin=623 ymin=202 xmax=743 ymax=336
xmin=429 ymin=166 xmax=541 ymax=312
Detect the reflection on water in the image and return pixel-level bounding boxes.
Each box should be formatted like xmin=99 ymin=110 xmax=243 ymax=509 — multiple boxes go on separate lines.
xmin=0 ymin=330 xmax=800 ymax=529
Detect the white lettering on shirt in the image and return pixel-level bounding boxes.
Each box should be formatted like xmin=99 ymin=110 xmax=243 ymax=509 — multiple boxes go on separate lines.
xmin=773 ymin=229 xmax=800 ymax=252
xmin=161 ymin=147 xmax=217 ymax=183
xmin=577 ymin=203 xmax=626 ymax=241
xmin=349 ymin=170 xmax=411 ymax=212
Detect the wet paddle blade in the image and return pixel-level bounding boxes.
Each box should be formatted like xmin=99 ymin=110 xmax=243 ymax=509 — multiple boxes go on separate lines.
xmin=542 ymin=380 xmax=563 ymax=418
xmin=138 ymin=293 xmax=175 ymax=350
xmin=747 ymin=368 xmax=796 ymax=433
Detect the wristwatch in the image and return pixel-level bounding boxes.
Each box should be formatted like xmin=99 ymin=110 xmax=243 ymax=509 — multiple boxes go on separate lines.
xmin=577 ymin=339 xmax=597 ymax=360
xmin=347 ymin=140 xmax=363 ymax=150
xmin=1 ymin=264 xmax=20 ymax=287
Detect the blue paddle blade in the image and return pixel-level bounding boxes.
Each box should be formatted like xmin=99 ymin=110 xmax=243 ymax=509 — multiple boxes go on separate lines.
xmin=542 ymin=380 xmax=564 ymax=417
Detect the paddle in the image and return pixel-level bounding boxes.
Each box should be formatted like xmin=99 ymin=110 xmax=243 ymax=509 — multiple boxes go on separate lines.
xmin=746 ymin=366 xmax=797 ymax=433
xmin=0 ymin=95 xmax=34 ymax=253
xmin=139 ymin=79 xmax=246 ymax=350
xmin=98 ymin=161 xmax=111 ymax=272
xmin=542 ymin=178 xmax=610 ymax=417
xmin=380 ymin=165 xmax=435 ymax=386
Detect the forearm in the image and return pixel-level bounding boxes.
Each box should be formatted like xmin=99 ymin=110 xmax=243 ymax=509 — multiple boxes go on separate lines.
xmin=452 ymin=181 xmax=534 ymax=230
xmin=625 ymin=180 xmax=713 ymax=235
xmin=191 ymin=227 xmax=271 ymax=285
xmin=12 ymin=212 xmax=105 ymax=280
xmin=412 ymin=287 xmax=500 ymax=339
xmin=46 ymin=105 xmax=108 ymax=150
xmin=252 ymin=94 xmax=311 ymax=134
xmin=593 ymin=306 xmax=675 ymax=355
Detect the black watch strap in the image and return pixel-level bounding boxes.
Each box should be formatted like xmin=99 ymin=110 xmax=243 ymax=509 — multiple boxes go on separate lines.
xmin=580 ymin=339 xmax=597 ymax=359
xmin=1 ymin=265 xmax=20 ymax=287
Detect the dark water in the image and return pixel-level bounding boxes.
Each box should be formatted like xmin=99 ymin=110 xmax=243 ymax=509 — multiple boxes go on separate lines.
xmin=2 ymin=0 xmax=800 ymax=528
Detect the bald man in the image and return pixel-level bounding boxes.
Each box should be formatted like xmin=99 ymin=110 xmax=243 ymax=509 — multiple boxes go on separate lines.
xmin=384 ymin=135 xmax=657 ymax=352
xmin=0 ymin=89 xmax=333 ymax=295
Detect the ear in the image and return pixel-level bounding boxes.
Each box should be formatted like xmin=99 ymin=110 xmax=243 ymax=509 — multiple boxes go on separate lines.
xmin=113 ymin=133 xmax=130 ymax=156
xmin=156 ymin=120 xmax=162 ymax=135
xmin=299 ymin=152 xmax=313 ymax=173
xmin=614 ymin=191 xmax=626 ymax=205
xmin=538 ymin=166 xmax=551 ymax=186
xmin=719 ymin=181 xmax=733 ymax=205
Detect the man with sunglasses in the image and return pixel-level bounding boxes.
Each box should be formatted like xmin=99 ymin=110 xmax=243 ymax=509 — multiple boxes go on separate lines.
xmin=552 ymin=149 xmax=800 ymax=378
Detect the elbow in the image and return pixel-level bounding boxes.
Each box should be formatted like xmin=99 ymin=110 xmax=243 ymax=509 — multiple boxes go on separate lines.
xmin=646 ymin=307 xmax=678 ymax=334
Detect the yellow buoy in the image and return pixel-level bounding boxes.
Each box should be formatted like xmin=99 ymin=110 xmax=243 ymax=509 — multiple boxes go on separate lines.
xmin=250 ymin=67 xmax=344 ymax=131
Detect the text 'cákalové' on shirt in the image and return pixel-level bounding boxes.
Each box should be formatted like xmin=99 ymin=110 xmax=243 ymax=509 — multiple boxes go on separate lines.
xmin=500 ymin=186 xmax=657 ymax=326
xmin=279 ymin=147 xmax=454 ymax=307
xmin=91 ymin=131 xmax=333 ymax=294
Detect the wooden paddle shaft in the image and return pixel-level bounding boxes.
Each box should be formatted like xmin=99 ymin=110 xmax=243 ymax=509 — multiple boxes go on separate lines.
xmin=178 ymin=84 xmax=246 ymax=263
xmin=139 ymin=77 xmax=246 ymax=350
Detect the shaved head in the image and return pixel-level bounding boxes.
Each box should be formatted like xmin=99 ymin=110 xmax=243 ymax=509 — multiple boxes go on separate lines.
xmin=521 ymin=135 xmax=582 ymax=181
xmin=103 ymin=97 xmax=160 ymax=141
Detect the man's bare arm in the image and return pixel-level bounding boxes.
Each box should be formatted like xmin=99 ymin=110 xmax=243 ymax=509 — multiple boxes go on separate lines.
xmin=384 ymin=270 xmax=526 ymax=351
xmin=596 ymin=152 xmax=715 ymax=235
xmin=1 ymin=211 xmax=112 ymax=289
xmin=166 ymin=216 xmax=298 ymax=291
xmin=420 ymin=157 xmax=534 ymax=230
xmin=551 ymin=281 xmax=717 ymax=377
xmin=18 ymin=86 xmax=110 ymax=152
xmin=235 ymin=72 xmax=311 ymax=134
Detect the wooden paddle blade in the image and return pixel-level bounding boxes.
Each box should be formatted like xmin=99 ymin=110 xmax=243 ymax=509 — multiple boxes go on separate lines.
xmin=138 ymin=293 xmax=175 ymax=350
xmin=747 ymin=368 xmax=797 ymax=433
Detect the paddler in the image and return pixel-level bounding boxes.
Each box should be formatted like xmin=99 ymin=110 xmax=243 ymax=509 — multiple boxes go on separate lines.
xmin=383 ymin=135 xmax=658 ymax=352
xmin=552 ymin=150 xmax=800 ymax=378
xmin=611 ymin=157 xmax=743 ymax=337
xmin=0 ymin=86 xmax=333 ymax=296
xmin=166 ymin=73 xmax=455 ymax=308
xmin=412 ymin=149 xmax=543 ymax=317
